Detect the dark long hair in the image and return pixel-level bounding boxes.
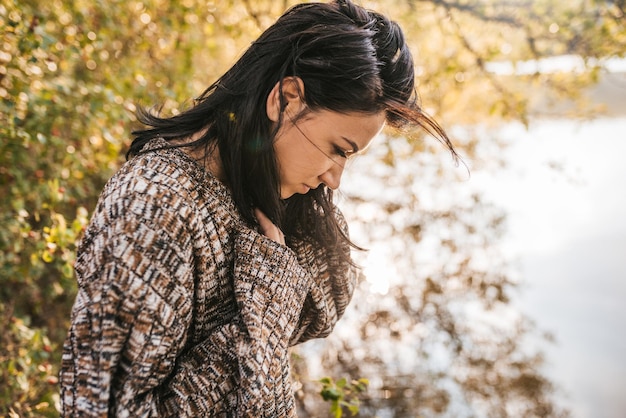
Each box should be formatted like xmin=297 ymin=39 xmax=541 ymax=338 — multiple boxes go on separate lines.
xmin=129 ymin=0 xmax=457 ymax=255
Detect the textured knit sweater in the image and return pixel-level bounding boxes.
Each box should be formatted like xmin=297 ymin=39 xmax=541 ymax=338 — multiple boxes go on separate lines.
xmin=60 ymin=138 xmax=356 ymax=417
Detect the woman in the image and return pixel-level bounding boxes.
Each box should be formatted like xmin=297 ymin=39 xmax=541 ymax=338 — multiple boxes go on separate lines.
xmin=60 ymin=0 xmax=457 ymax=416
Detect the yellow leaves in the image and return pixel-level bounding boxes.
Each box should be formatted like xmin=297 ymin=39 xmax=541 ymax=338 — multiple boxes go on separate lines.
xmin=75 ymin=206 xmax=89 ymax=229
xmin=39 ymin=206 xmax=88 ymax=270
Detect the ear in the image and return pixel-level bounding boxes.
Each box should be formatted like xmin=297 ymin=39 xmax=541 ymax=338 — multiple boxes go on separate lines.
xmin=266 ymin=76 xmax=305 ymax=122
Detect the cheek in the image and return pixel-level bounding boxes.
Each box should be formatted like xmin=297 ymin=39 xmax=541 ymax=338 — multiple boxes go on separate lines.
xmin=281 ymin=156 xmax=318 ymax=181
xmin=275 ymin=141 xmax=305 ymax=184
xmin=275 ymin=139 xmax=325 ymax=179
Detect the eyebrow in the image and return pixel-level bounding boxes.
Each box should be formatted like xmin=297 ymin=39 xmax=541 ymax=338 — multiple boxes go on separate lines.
xmin=341 ymin=136 xmax=359 ymax=153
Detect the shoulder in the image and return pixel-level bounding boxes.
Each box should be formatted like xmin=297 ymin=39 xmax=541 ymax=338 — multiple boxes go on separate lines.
xmin=86 ymin=140 xmax=241 ymax=246
xmin=109 ymin=142 xmax=234 ymax=214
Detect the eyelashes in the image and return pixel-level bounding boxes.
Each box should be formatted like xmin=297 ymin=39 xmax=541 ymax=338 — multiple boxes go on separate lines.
xmin=333 ymin=146 xmax=348 ymax=158
xmin=333 ymin=146 xmax=355 ymax=159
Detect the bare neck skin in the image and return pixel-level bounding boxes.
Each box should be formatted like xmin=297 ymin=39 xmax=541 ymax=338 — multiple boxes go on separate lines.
xmin=173 ymin=129 xmax=226 ymax=183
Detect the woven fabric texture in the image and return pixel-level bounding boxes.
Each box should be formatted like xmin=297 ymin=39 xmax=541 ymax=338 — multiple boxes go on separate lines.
xmin=59 ymin=138 xmax=355 ymax=417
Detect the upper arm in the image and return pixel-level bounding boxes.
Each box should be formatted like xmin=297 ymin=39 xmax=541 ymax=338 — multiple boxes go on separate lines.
xmin=60 ymin=174 xmax=198 ymax=416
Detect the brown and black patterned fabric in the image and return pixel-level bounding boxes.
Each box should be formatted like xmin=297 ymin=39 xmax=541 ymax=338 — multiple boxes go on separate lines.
xmin=59 ymin=138 xmax=355 ymax=417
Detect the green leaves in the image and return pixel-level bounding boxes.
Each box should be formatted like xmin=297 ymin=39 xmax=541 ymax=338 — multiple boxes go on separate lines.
xmin=0 ymin=304 xmax=59 ymax=418
xmin=319 ymin=377 xmax=369 ymax=417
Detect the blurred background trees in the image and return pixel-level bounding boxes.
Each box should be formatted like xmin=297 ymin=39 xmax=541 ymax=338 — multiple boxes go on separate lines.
xmin=1 ymin=0 xmax=623 ymax=416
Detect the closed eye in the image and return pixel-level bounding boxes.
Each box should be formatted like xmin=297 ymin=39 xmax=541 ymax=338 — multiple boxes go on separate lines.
xmin=334 ymin=146 xmax=356 ymax=159
xmin=333 ymin=146 xmax=348 ymax=158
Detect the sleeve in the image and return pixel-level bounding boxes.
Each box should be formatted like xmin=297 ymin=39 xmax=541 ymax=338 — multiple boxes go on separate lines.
xmin=59 ymin=181 xmax=197 ymax=417
xmin=287 ymin=206 xmax=357 ymax=345
xmin=156 ymin=228 xmax=310 ymax=417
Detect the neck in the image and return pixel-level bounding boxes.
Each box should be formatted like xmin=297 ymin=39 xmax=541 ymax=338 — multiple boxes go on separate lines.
xmin=175 ymin=129 xmax=226 ymax=183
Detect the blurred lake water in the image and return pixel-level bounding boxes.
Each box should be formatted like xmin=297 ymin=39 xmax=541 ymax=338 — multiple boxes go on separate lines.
xmin=469 ymin=117 xmax=626 ymax=418
xmin=332 ymin=65 xmax=625 ymax=417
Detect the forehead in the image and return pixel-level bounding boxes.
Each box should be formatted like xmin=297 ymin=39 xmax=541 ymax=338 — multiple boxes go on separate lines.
xmin=308 ymin=110 xmax=386 ymax=146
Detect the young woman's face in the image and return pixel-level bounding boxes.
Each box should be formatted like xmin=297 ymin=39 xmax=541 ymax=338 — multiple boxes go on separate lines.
xmin=273 ymin=109 xmax=386 ymax=199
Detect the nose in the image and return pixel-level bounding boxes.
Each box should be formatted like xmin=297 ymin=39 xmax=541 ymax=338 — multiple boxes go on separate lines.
xmin=318 ymin=163 xmax=344 ymax=190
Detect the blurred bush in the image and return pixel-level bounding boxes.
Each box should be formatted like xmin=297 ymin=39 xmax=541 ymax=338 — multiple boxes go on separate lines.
xmin=1 ymin=0 xmax=191 ymax=413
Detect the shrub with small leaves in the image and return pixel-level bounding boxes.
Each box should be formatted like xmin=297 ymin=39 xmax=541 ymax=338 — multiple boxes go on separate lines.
xmin=319 ymin=376 xmax=369 ymax=418
xmin=0 ymin=304 xmax=59 ymax=417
